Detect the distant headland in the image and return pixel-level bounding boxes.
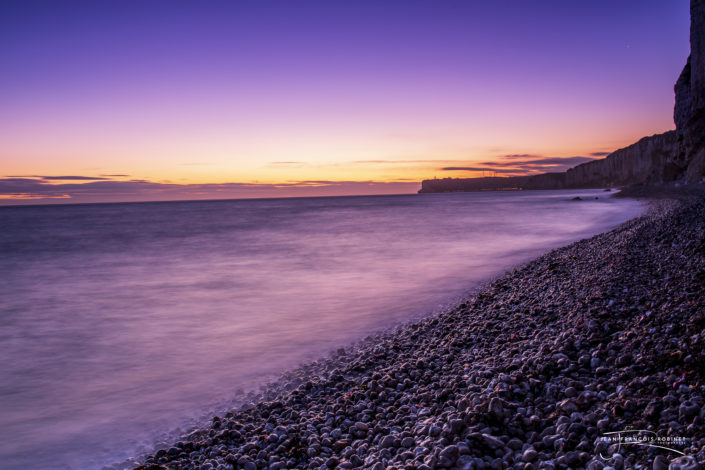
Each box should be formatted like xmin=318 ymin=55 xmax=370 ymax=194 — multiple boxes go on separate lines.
xmin=420 ymin=0 xmax=705 ymax=194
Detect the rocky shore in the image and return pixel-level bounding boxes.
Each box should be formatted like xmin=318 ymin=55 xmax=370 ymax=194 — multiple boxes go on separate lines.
xmin=134 ymin=192 xmax=705 ymax=470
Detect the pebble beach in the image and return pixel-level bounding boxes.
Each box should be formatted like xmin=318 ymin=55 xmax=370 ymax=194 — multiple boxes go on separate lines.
xmin=135 ymin=193 xmax=705 ymax=470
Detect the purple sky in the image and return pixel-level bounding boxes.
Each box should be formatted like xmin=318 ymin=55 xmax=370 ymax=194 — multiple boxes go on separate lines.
xmin=0 ymin=0 xmax=691 ymax=204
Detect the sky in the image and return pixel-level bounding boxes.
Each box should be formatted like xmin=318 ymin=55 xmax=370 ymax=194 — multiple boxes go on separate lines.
xmin=0 ymin=0 xmax=692 ymax=204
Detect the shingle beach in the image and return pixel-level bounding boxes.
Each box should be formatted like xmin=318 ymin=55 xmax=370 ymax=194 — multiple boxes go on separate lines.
xmin=134 ymin=192 xmax=705 ymax=470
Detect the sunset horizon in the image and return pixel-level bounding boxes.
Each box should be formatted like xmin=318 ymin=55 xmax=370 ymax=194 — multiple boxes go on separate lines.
xmin=1 ymin=1 xmax=691 ymax=204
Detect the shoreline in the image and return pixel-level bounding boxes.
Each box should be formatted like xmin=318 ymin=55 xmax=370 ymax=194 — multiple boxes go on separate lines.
xmin=134 ymin=193 xmax=705 ymax=470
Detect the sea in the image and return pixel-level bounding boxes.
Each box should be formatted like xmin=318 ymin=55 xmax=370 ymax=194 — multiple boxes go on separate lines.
xmin=0 ymin=189 xmax=644 ymax=469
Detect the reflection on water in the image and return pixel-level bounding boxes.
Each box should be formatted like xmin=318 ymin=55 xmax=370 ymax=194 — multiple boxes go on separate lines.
xmin=0 ymin=190 xmax=643 ymax=469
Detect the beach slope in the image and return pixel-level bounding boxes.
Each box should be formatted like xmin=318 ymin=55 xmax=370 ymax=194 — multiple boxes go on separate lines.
xmin=136 ymin=195 xmax=705 ymax=470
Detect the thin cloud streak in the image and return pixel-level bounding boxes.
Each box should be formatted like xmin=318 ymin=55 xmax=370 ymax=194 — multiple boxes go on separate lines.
xmin=441 ymin=167 xmax=524 ymax=174
xmin=481 ymin=156 xmax=594 ymax=166
xmin=352 ymin=159 xmax=477 ymax=164
xmin=468 ymin=155 xmax=597 ymax=174
xmin=0 ymin=177 xmax=420 ymax=205
xmin=42 ymin=176 xmax=112 ymax=181
xmin=496 ymin=154 xmax=544 ymax=160
xmin=5 ymin=175 xmax=115 ymax=181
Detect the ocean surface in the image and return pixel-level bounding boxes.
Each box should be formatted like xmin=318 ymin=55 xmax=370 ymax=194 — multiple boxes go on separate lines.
xmin=0 ymin=190 xmax=644 ymax=469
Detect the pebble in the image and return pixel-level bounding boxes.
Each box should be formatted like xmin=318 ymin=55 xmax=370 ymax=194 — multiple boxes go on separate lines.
xmin=379 ymin=435 xmax=395 ymax=448
xmin=353 ymin=422 xmax=368 ymax=432
xmin=679 ymin=401 xmax=699 ymax=420
xmin=400 ymin=437 xmax=415 ymax=448
xmin=438 ymin=445 xmax=459 ymax=467
xmin=522 ymin=448 xmax=538 ymax=462
xmin=653 ymin=455 xmax=668 ymax=470
xmin=669 ymin=456 xmax=701 ymax=470
xmin=481 ymin=434 xmax=504 ymax=450
xmin=488 ymin=397 xmax=504 ymax=419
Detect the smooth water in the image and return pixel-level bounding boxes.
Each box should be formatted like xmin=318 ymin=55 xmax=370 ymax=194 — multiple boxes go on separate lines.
xmin=0 ymin=190 xmax=643 ymax=469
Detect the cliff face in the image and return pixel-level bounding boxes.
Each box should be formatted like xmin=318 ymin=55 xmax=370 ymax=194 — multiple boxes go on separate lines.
xmin=419 ymin=177 xmax=528 ymax=193
xmin=675 ymin=59 xmax=692 ymax=130
xmin=565 ymin=132 xmax=679 ymax=188
xmin=523 ymin=172 xmax=567 ymax=190
xmin=691 ymin=0 xmax=705 ymax=113
xmin=419 ymin=132 xmax=677 ymax=193
xmin=675 ymin=0 xmax=705 ymax=183
xmin=419 ymin=1 xmax=704 ymax=195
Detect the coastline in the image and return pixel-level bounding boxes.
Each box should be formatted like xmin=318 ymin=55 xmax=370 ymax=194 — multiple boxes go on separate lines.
xmin=134 ymin=193 xmax=705 ymax=470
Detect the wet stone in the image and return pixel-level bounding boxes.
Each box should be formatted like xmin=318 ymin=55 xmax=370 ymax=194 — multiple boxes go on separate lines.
xmin=668 ymin=456 xmax=701 ymax=470
xmin=522 ymin=448 xmax=538 ymax=462
xmin=481 ymin=434 xmax=504 ymax=450
xmin=380 ymin=435 xmax=396 ymax=448
xmin=653 ymin=455 xmax=668 ymax=470
xmin=489 ymin=397 xmax=504 ymax=419
xmin=438 ymin=445 xmax=460 ymax=467
xmin=401 ymin=437 xmax=415 ymax=448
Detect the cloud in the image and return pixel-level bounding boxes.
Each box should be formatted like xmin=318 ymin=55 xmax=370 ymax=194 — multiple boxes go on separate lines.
xmin=483 ymin=156 xmax=594 ymax=166
xmin=351 ymin=155 xmax=595 ymax=177
xmin=5 ymin=175 xmax=116 ymax=180
xmin=590 ymin=151 xmax=610 ymax=157
xmin=352 ymin=159 xmax=472 ymax=164
xmin=441 ymin=167 xmax=524 ymax=174
xmin=476 ymin=155 xmax=596 ymax=174
xmin=496 ymin=154 xmax=544 ymax=160
xmin=353 ymin=156 xmax=593 ymax=174
xmin=0 ymin=176 xmax=420 ymax=205
xmin=41 ymin=175 xmax=112 ymax=180
xmin=527 ymin=156 xmax=594 ymax=166
xmin=100 ymin=174 xmax=130 ymax=177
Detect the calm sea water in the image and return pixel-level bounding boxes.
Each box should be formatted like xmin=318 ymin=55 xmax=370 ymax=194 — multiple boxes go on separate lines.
xmin=0 ymin=190 xmax=643 ymax=469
